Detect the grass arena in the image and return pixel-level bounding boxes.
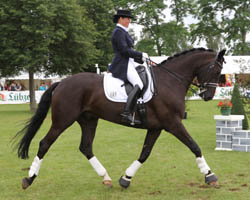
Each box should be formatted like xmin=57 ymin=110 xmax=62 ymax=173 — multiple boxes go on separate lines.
xmin=1 ymin=101 xmax=250 ymax=200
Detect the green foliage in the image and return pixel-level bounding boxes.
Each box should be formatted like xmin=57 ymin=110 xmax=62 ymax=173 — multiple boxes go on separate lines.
xmin=0 ymin=0 xmax=98 ymax=77
xmin=237 ymin=74 xmax=250 ymax=127
xmin=112 ymin=0 xmax=194 ymax=56
xmin=185 ymin=85 xmax=199 ymax=112
xmin=46 ymin=0 xmax=98 ymax=75
xmin=217 ymin=1 xmax=250 ymax=55
xmin=78 ymin=0 xmax=114 ymax=72
xmin=230 ymin=84 xmax=249 ymax=130
xmin=169 ymin=0 xmax=195 ymax=24
xmin=136 ymin=38 xmax=158 ymax=56
xmin=192 ymin=0 xmax=250 ymax=55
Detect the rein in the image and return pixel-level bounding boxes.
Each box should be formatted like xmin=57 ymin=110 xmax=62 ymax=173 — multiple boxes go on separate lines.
xmin=145 ymin=58 xmax=158 ymax=96
xmin=155 ymin=58 xmax=223 ymax=97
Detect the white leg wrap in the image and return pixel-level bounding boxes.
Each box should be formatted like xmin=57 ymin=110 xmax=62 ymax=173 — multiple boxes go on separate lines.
xmin=125 ymin=160 xmax=142 ymax=177
xmin=196 ymin=156 xmax=211 ymax=175
xmin=89 ymin=156 xmax=107 ymax=177
xmin=29 ymin=156 xmax=43 ymax=177
xmin=103 ymin=172 xmax=112 ymax=181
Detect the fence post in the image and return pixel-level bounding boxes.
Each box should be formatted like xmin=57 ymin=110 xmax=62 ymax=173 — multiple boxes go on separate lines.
xmin=214 ymin=115 xmax=244 ymax=151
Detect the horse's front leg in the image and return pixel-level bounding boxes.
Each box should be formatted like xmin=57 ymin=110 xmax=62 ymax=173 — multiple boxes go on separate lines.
xmin=119 ymin=129 xmax=161 ymax=189
xmin=168 ymin=121 xmax=218 ymax=186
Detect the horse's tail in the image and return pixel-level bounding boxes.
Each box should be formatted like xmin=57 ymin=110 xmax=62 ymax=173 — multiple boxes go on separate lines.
xmin=15 ymin=82 xmax=60 ymax=159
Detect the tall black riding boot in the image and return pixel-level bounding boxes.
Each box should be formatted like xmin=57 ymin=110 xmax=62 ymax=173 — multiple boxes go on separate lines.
xmin=120 ymin=84 xmax=141 ymax=125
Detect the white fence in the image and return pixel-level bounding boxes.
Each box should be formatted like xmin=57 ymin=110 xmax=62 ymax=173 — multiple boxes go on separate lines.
xmin=0 ymin=87 xmax=236 ymax=104
xmin=188 ymin=87 xmax=233 ymax=100
xmin=0 ymin=91 xmax=44 ymax=104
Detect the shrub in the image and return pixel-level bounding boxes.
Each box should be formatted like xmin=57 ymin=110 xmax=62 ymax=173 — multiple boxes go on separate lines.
xmin=230 ymin=84 xmax=249 ymax=130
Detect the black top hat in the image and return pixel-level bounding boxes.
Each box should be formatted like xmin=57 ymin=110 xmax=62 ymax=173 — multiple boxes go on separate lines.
xmin=113 ymin=10 xmax=134 ymax=23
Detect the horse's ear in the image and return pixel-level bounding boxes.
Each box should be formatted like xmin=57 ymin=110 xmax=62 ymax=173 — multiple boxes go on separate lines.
xmin=217 ymin=49 xmax=226 ymax=61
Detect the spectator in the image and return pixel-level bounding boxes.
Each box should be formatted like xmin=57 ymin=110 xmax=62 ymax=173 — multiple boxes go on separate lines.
xmin=0 ymin=83 xmax=3 ymax=91
xmin=40 ymin=83 xmax=46 ymax=91
xmin=15 ymin=83 xmax=22 ymax=91
xmin=4 ymin=82 xmax=10 ymax=90
xmin=10 ymin=82 xmax=17 ymax=91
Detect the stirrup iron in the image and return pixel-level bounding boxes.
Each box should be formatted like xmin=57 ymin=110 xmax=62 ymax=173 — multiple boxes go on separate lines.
xmin=130 ymin=112 xmax=135 ymax=126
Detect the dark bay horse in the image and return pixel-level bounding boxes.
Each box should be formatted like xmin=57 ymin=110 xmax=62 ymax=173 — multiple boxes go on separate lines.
xmin=16 ymin=48 xmax=226 ymax=190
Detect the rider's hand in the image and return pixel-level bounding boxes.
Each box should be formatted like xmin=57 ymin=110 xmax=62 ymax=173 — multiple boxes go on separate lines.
xmin=142 ymin=52 xmax=149 ymax=62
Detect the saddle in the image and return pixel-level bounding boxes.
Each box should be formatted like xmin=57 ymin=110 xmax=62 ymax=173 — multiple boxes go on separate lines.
xmin=103 ymin=64 xmax=155 ymax=128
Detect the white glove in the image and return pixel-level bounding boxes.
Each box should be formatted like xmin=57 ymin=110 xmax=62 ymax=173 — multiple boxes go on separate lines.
xmin=142 ymin=52 xmax=149 ymax=62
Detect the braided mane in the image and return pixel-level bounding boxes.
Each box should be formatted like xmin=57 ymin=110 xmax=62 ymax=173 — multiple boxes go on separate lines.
xmin=160 ymin=48 xmax=214 ymax=65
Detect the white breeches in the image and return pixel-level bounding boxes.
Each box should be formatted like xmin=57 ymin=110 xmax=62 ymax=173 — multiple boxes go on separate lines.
xmin=127 ymin=58 xmax=143 ymax=90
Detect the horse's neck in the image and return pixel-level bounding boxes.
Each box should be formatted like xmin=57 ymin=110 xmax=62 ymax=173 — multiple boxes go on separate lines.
xmin=154 ymin=65 xmax=191 ymax=100
xmin=168 ymin=57 xmax=198 ymax=77
xmin=155 ymin=55 xmax=206 ymax=99
xmin=159 ymin=59 xmax=197 ymax=87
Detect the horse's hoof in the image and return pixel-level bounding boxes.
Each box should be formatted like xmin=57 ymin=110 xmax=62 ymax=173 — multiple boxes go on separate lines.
xmin=208 ymin=181 xmax=219 ymax=187
xmin=205 ymin=173 xmax=219 ymax=187
xmin=22 ymin=178 xmax=30 ymax=190
xmin=103 ymin=180 xmax=113 ymax=188
xmin=119 ymin=176 xmax=131 ymax=189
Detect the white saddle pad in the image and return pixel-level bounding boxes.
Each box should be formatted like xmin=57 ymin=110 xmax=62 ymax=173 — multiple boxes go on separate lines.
xmin=103 ymin=66 xmax=154 ymax=103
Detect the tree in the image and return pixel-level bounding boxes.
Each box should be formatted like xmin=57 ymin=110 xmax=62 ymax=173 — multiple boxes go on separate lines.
xmin=0 ymin=0 xmax=97 ymax=111
xmin=112 ymin=0 xmax=192 ymax=56
xmin=169 ymin=0 xmax=194 ymax=24
xmin=78 ymin=0 xmax=114 ymax=72
xmin=231 ymin=84 xmax=249 ymax=130
xmin=218 ymin=0 xmax=250 ymax=55
xmin=237 ymin=73 xmax=250 ymax=124
xmin=191 ymin=0 xmax=250 ymax=55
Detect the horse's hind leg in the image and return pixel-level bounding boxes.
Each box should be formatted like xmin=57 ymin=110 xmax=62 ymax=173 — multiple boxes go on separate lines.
xmin=22 ymin=125 xmax=67 ymax=189
xmin=168 ymin=121 xmax=218 ymax=186
xmin=119 ymin=129 xmax=161 ymax=189
xmin=77 ymin=113 xmax=112 ymax=188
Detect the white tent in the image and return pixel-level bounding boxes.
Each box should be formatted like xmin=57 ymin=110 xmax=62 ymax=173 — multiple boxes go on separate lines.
xmin=222 ymin=56 xmax=250 ymax=74
xmin=4 ymin=71 xmax=64 ymax=81
xmin=1 ymin=71 xmax=66 ymax=90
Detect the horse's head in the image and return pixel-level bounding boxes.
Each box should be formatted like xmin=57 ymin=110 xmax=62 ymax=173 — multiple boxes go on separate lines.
xmin=196 ymin=49 xmax=226 ymax=101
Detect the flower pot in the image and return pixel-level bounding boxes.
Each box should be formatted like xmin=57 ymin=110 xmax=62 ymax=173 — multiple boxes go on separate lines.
xmin=220 ymin=107 xmax=231 ymax=116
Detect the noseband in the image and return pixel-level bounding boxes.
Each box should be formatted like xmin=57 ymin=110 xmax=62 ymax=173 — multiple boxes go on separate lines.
xmin=193 ymin=60 xmax=223 ymax=96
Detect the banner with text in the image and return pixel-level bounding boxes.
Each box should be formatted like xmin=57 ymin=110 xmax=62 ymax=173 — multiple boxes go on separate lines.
xmin=0 ymin=91 xmax=44 ymax=104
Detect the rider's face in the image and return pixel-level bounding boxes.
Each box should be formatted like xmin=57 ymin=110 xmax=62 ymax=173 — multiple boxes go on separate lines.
xmin=119 ymin=17 xmax=131 ymax=28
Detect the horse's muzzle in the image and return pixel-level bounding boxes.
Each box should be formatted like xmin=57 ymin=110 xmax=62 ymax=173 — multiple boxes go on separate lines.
xmin=199 ymin=92 xmax=213 ymax=101
xmin=204 ymin=96 xmax=213 ymax=101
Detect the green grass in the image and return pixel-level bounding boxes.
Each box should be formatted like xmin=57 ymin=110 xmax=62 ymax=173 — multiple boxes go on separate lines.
xmin=0 ymin=101 xmax=250 ymax=200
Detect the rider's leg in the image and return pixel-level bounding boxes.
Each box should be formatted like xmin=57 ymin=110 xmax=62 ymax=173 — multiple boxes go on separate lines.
xmin=120 ymin=59 xmax=143 ymax=125
xmin=126 ymin=59 xmax=143 ymax=90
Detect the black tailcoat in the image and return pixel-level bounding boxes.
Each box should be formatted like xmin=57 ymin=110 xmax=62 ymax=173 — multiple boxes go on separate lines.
xmin=108 ymin=26 xmax=143 ymax=82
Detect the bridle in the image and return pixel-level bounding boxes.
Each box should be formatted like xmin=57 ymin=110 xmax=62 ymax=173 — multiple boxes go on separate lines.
xmin=151 ymin=55 xmax=224 ymax=98
xmin=192 ymin=60 xmax=223 ymax=97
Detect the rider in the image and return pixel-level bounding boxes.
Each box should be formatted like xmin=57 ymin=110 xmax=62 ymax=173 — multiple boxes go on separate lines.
xmin=108 ymin=9 xmax=149 ymax=125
